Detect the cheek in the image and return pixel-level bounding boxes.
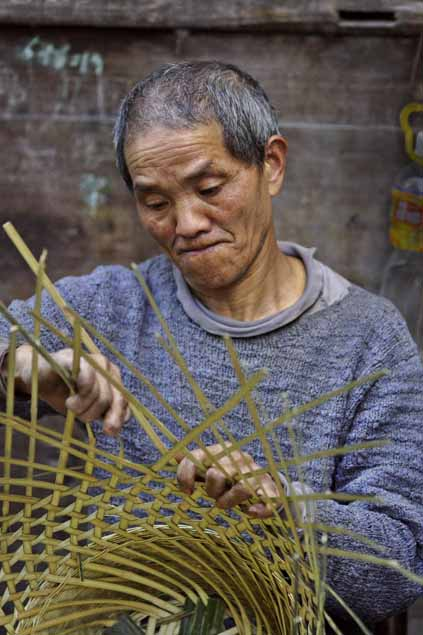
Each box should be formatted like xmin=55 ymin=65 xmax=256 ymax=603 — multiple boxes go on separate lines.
xmin=138 ymin=211 xmax=174 ymax=245
xmin=224 ymin=193 xmax=261 ymax=237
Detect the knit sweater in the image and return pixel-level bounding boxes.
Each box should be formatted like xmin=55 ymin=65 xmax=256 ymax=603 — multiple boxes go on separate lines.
xmin=1 ymin=247 xmax=423 ymax=625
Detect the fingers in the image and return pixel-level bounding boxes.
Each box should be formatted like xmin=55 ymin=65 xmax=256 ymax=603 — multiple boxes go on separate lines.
xmin=17 ymin=345 xmax=128 ymax=437
xmin=177 ymin=444 xmax=254 ymax=494
xmin=216 ymin=481 xmax=251 ymax=509
xmin=124 ymin=404 xmax=132 ymax=423
xmin=176 ymin=443 xmax=232 ymax=494
xmin=217 ymin=475 xmax=279 ymax=516
xmin=246 ymin=502 xmax=275 ymax=519
xmin=176 ymin=444 xmax=282 ymax=518
xmin=65 ymin=354 xmax=128 ymax=437
xmin=65 ymin=355 xmax=108 ymax=419
xmin=245 ymin=479 xmax=281 ymax=518
xmin=177 ymin=454 xmax=199 ymax=494
xmin=205 ymin=467 xmax=228 ymax=499
xmin=103 ymin=362 xmax=129 ymax=436
xmin=15 ymin=344 xmax=39 ymax=390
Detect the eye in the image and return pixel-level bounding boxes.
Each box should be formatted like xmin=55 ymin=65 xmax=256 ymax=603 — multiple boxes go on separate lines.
xmin=199 ymin=184 xmax=221 ymax=197
xmin=145 ymin=200 xmax=168 ymax=211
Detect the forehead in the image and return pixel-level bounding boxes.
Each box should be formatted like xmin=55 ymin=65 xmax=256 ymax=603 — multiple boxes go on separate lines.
xmin=124 ymin=122 xmax=238 ymax=183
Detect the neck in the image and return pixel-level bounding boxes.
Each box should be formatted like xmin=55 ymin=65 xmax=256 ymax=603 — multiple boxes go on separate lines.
xmin=193 ymin=236 xmax=306 ymax=322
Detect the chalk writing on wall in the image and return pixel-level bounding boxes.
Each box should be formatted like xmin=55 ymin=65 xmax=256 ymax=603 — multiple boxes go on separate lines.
xmin=80 ymin=174 xmax=109 ymax=217
xmin=19 ymin=36 xmax=104 ymax=76
xmin=0 ymin=62 xmax=26 ymax=110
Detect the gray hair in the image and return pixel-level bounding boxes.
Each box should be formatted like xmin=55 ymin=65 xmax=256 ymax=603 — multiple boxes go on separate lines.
xmin=113 ymin=61 xmax=281 ymax=191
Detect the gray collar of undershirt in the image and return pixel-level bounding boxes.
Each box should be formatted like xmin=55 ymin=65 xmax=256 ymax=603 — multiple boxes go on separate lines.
xmin=172 ymin=242 xmax=324 ymax=338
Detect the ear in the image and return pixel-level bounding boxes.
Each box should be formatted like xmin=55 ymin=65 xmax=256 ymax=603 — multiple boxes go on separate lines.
xmin=263 ymin=135 xmax=288 ymax=197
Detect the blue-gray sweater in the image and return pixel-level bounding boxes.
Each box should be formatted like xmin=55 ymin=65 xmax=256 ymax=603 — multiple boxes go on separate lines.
xmin=1 ymin=246 xmax=423 ymax=625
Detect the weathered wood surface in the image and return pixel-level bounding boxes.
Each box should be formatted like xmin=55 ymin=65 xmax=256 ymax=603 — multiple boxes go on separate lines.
xmin=338 ymin=0 xmax=409 ymax=9
xmin=1 ymin=0 xmax=423 ymax=32
xmin=0 ymin=26 xmax=420 ymax=302
xmin=0 ymin=1 xmax=337 ymax=29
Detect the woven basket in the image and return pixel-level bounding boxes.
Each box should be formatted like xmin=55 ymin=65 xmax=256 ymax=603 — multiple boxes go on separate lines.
xmin=0 ymin=377 xmax=319 ymax=635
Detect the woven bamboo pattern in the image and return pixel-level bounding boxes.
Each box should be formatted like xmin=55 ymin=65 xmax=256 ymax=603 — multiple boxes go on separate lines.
xmin=0 ymin=223 xmax=421 ymax=635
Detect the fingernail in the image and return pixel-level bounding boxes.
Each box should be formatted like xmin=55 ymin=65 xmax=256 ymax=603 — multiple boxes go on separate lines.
xmin=105 ymin=426 xmax=119 ymax=437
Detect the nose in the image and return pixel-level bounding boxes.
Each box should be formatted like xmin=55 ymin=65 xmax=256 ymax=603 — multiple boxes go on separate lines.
xmin=174 ymin=199 xmax=212 ymax=238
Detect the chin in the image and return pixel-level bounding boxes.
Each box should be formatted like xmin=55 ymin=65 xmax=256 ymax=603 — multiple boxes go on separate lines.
xmin=184 ymin=267 xmax=240 ymax=291
xmin=174 ymin=249 xmax=244 ymax=290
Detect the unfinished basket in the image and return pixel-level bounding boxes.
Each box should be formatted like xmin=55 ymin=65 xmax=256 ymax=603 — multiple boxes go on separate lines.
xmin=0 ymin=224 xmax=417 ymax=635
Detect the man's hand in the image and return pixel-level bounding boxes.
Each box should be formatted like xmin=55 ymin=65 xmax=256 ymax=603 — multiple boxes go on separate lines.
xmin=176 ymin=443 xmax=282 ymax=519
xmin=12 ymin=345 xmax=129 ymax=436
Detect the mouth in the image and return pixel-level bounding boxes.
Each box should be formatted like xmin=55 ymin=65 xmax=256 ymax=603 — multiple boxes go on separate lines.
xmin=176 ymin=242 xmax=226 ymax=257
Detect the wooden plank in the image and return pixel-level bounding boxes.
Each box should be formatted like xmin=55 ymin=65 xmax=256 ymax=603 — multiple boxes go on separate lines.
xmin=0 ymin=27 xmax=419 ymax=302
xmin=337 ymin=0 xmax=423 ymax=32
xmin=1 ymin=0 xmax=422 ymax=32
xmin=337 ymin=0 xmax=409 ymax=10
xmin=396 ymin=4 xmax=423 ymax=30
xmin=0 ymin=0 xmax=337 ymax=30
xmin=0 ymin=28 xmax=417 ymax=125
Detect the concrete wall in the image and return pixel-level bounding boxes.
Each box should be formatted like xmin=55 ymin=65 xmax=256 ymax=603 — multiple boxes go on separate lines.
xmin=0 ymin=2 xmax=422 ymax=304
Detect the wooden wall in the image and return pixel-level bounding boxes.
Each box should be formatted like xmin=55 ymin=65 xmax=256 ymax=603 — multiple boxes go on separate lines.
xmin=1 ymin=1 xmax=422 ymax=303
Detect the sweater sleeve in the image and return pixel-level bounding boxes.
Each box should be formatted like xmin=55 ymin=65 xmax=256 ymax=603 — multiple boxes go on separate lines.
xmin=0 ymin=262 xmax=149 ymax=351
xmin=0 ymin=275 xmax=91 ymax=352
xmin=315 ymin=308 xmax=423 ymax=624
xmin=0 ymin=264 xmax=138 ymax=418
xmin=0 ymin=269 xmax=100 ymax=418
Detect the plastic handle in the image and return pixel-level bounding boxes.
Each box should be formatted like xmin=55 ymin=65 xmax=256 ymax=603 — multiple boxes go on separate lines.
xmin=400 ymin=102 xmax=423 ymax=167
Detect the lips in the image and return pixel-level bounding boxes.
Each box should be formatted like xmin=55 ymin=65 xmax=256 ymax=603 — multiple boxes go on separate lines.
xmin=176 ymin=242 xmax=224 ymax=255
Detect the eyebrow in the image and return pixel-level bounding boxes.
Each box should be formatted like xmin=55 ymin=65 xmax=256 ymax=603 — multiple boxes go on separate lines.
xmin=185 ymin=160 xmax=224 ymax=181
xmin=133 ymin=182 xmax=159 ymax=194
xmin=133 ymin=160 xmax=225 ymax=194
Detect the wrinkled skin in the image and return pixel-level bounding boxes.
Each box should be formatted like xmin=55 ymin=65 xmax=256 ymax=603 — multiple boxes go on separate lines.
xmin=125 ymin=121 xmax=304 ymax=321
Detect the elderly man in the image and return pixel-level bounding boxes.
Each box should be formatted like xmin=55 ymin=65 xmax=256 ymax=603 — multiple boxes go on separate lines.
xmin=1 ymin=61 xmax=423 ymax=631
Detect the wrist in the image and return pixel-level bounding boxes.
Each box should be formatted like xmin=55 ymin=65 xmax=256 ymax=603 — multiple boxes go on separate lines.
xmin=0 ymin=344 xmax=32 ymax=399
xmin=13 ymin=344 xmax=34 ymax=395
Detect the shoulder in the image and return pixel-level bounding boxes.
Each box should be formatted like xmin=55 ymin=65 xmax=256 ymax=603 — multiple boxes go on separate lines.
xmin=46 ymin=254 xmax=175 ymax=333
xmin=305 ymin=254 xmax=419 ymax=370
xmin=55 ymin=254 xmax=173 ymax=301
xmin=313 ymin=256 xmax=409 ymax=342
xmin=328 ymin=280 xmax=419 ymax=370
xmin=340 ymin=283 xmax=411 ymax=338
xmin=136 ymin=253 xmax=175 ymax=295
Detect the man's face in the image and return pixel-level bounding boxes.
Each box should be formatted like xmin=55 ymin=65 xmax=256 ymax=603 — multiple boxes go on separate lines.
xmin=125 ymin=121 xmax=282 ymax=293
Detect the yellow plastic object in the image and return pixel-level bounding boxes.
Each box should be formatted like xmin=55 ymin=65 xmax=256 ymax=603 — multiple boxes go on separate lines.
xmin=390 ymin=188 xmax=423 ymax=251
xmin=389 ymin=103 xmax=423 ymax=250
xmin=400 ymin=102 xmax=423 ymax=167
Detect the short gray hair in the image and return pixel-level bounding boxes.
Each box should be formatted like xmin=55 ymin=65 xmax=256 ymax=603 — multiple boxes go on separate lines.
xmin=113 ymin=61 xmax=281 ymax=191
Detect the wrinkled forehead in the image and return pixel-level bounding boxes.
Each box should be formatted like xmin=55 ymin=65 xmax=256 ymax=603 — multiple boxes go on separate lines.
xmin=124 ymin=122 xmax=236 ymax=183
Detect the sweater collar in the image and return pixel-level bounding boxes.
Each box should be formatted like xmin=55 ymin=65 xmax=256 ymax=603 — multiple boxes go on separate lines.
xmin=172 ymin=242 xmax=323 ymax=338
